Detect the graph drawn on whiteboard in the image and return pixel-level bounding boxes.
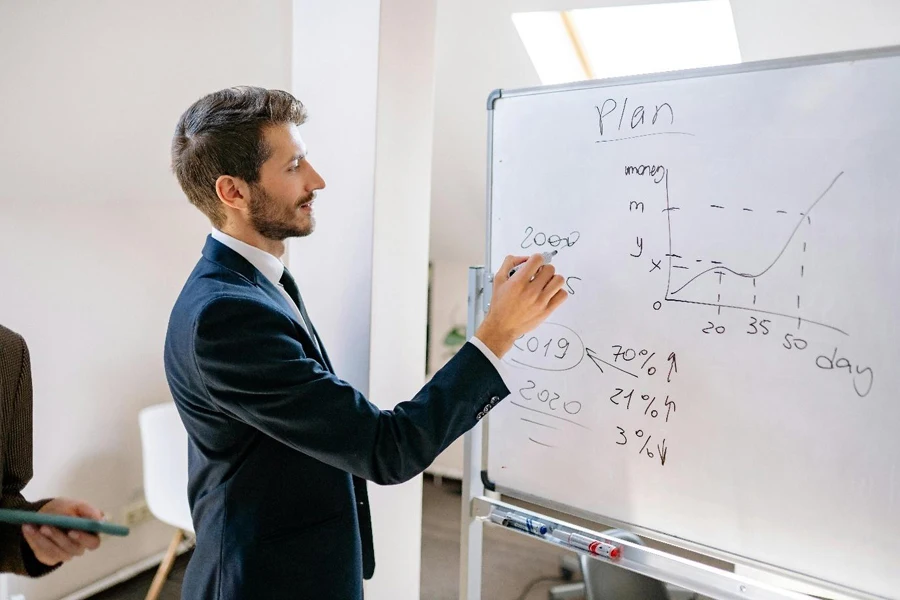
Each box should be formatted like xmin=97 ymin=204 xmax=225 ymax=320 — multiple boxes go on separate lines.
xmin=613 ymin=155 xmax=874 ymax=402
xmin=660 ymin=169 xmax=848 ymax=335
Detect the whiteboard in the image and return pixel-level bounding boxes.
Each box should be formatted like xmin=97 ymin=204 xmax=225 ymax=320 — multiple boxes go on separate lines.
xmin=486 ymin=47 xmax=900 ymax=600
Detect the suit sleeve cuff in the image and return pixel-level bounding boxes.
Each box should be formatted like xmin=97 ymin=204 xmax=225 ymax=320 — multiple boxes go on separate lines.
xmin=468 ymin=336 xmax=516 ymax=392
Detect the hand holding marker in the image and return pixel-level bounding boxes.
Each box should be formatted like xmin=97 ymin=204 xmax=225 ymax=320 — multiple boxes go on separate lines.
xmin=508 ymin=250 xmax=558 ymax=279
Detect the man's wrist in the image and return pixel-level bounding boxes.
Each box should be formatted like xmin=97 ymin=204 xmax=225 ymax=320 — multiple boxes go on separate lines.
xmin=474 ymin=321 xmax=514 ymax=358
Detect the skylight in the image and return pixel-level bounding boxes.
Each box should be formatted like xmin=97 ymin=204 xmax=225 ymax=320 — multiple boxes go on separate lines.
xmin=512 ymin=0 xmax=742 ymax=85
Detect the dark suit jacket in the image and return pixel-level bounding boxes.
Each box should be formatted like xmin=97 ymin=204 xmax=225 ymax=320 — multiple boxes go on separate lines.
xmin=164 ymin=236 xmax=508 ymax=600
xmin=0 ymin=325 xmax=56 ymax=577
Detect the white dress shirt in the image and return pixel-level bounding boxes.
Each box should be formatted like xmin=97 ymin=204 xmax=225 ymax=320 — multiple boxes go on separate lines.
xmin=210 ymin=229 xmax=512 ymax=389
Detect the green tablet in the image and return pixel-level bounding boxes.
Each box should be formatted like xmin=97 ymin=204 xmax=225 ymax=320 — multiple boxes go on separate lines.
xmin=0 ymin=508 xmax=130 ymax=536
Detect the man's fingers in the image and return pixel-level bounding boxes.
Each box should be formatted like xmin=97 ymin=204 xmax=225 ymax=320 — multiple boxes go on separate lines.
xmin=531 ymin=264 xmax=556 ymax=289
xmin=496 ymin=255 xmax=527 ymax=284
xmin=23 ymin=526 xmax=68 ymax=564
xmin=515 ymin=253 xmax=546 ymax=281
xmin=69 ymin=530 xmax=101 ymax=550
xmin=546 ymin=289 xmax=569 ymax=313
xmin=72 ymin=503 xmax=104 ymax=521
xmin=40 ymin=526 xmax=83 ymax=557
xmin=539 ymin=274 xmax=566 ymax=303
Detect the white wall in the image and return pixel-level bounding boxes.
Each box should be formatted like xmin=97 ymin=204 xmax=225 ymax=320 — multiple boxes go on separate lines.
xmin=731 ymin=0 xmax=900 ymax=61
xmin=0 ymin=1 xmax=292 ymax=598
xmin=290 ymin=1 xmax=437 ymax=598
xmin=429 ymin=0 xmax=900 ymax=267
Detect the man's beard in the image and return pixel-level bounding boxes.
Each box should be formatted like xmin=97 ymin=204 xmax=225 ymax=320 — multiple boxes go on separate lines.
xmin=248 ymin=184 xmax=315 ymax=241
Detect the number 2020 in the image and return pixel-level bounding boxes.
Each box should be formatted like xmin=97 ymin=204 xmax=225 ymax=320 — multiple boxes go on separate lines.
xmin=519 ymin=380 xmax=582 ymax=415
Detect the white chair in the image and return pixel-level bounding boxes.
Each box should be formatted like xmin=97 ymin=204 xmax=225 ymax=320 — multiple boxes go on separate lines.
xmin=139 ymin=402 xmax=194 ymax=600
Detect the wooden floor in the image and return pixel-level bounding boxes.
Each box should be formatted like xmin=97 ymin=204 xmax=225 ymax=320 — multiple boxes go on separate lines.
xmin=88 ymin=476 xmax=577 ymax=600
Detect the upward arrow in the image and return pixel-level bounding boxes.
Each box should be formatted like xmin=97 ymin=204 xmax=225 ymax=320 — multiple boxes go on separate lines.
xmin=585 ymin=347 xmax=639 ymax=379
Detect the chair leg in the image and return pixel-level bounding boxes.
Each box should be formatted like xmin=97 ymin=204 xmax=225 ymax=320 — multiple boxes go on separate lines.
xmin=145 ymin=529 xmax=184 ymax=600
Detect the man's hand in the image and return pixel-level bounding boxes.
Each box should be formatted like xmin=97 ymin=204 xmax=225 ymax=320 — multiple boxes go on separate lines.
xmin=23 ymin=498 xmax=103 ymax=566
xmin=475 ymin=254 xmax=568 ymax=357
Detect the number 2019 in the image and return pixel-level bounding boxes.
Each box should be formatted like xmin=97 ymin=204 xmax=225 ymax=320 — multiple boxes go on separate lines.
xmin=514 ymin=336 xmax=571 ymax=359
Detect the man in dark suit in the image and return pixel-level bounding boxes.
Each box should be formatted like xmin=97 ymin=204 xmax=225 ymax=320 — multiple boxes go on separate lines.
xmin=164 ymin=86 xmax=567 ymax=600
xmin=0 ymin=325 xmax=103 ymax=575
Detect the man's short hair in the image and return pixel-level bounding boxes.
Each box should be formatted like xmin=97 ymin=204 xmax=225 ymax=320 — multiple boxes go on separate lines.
xmin=171 ymin=86 xmax=307 ymax=227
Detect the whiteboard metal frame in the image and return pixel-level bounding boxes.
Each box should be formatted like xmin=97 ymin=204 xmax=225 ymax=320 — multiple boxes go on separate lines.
xmin=461 ymin=44 xmax=900 ymax=600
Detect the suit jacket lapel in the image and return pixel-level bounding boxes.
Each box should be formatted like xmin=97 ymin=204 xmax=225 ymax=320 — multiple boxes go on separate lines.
xmin=202 ymin=236 xmax=330 ymax=370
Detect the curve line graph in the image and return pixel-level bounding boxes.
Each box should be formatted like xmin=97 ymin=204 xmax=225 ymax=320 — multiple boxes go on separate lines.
xmin=664 ymin=171 xmax=848 ymax=335
xmin=668 ymin=172 xmax=843 ymax=296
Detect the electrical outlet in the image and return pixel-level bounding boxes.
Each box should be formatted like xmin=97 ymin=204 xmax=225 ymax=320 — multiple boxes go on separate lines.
xmin=122 ymin=500 xmax=154 ymax=528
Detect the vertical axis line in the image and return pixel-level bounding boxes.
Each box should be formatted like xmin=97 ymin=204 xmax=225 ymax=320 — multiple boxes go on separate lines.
xmin=665 ymin=170 xmax=673 ymax=300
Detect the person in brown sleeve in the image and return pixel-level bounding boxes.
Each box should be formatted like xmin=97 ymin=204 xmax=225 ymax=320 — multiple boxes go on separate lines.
xmin=0 ymin=324 xmax=103 ymax=576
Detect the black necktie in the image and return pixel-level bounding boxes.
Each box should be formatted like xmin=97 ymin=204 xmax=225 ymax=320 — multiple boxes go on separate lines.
xmin=279 ymin=269 xmax=319 ymax=351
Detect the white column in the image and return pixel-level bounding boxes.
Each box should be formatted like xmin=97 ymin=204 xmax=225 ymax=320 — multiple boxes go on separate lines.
xmin=290 ymin=1 xmax=381 ymax=393
xmin=290 ymin=2 xmax=438 ymax=598
xmin=367 ymin=1 xmax=438 ymax=597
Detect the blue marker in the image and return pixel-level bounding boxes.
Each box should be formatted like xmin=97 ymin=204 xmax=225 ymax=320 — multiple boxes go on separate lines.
xmin=489 ymin=509 xmax=550 ymax=536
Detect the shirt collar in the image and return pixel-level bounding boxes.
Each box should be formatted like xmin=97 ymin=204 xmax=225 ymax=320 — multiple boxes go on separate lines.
xmin=210 ymin=229 xmax=285 ymax=287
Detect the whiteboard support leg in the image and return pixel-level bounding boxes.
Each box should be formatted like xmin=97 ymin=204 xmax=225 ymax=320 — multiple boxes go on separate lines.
xmin=460 ymin=266 xmax=486 ymax=600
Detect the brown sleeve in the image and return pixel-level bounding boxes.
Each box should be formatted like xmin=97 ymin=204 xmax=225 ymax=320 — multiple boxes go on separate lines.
xmin=0 ymin=329 xmax=58 ymax=576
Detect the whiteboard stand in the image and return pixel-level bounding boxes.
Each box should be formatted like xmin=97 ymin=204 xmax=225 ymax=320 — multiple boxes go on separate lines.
xmin=459 ymin=266 xmax=487 ymax=600
xmin=460 ymin=267 xmax=820 ymax=600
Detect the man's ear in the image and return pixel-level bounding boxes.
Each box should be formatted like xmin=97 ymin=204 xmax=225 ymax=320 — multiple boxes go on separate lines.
xmin=215 ymin=175 xmax=250 ymax=211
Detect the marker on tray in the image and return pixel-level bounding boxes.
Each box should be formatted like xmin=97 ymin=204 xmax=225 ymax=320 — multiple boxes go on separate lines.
xmin=489 ymin=509 xmax=550 ymax=536
xmin=508 ymin=250 xmax=557 ymax=278
xmin=551 ymin=530 xmax=621 ymax=559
